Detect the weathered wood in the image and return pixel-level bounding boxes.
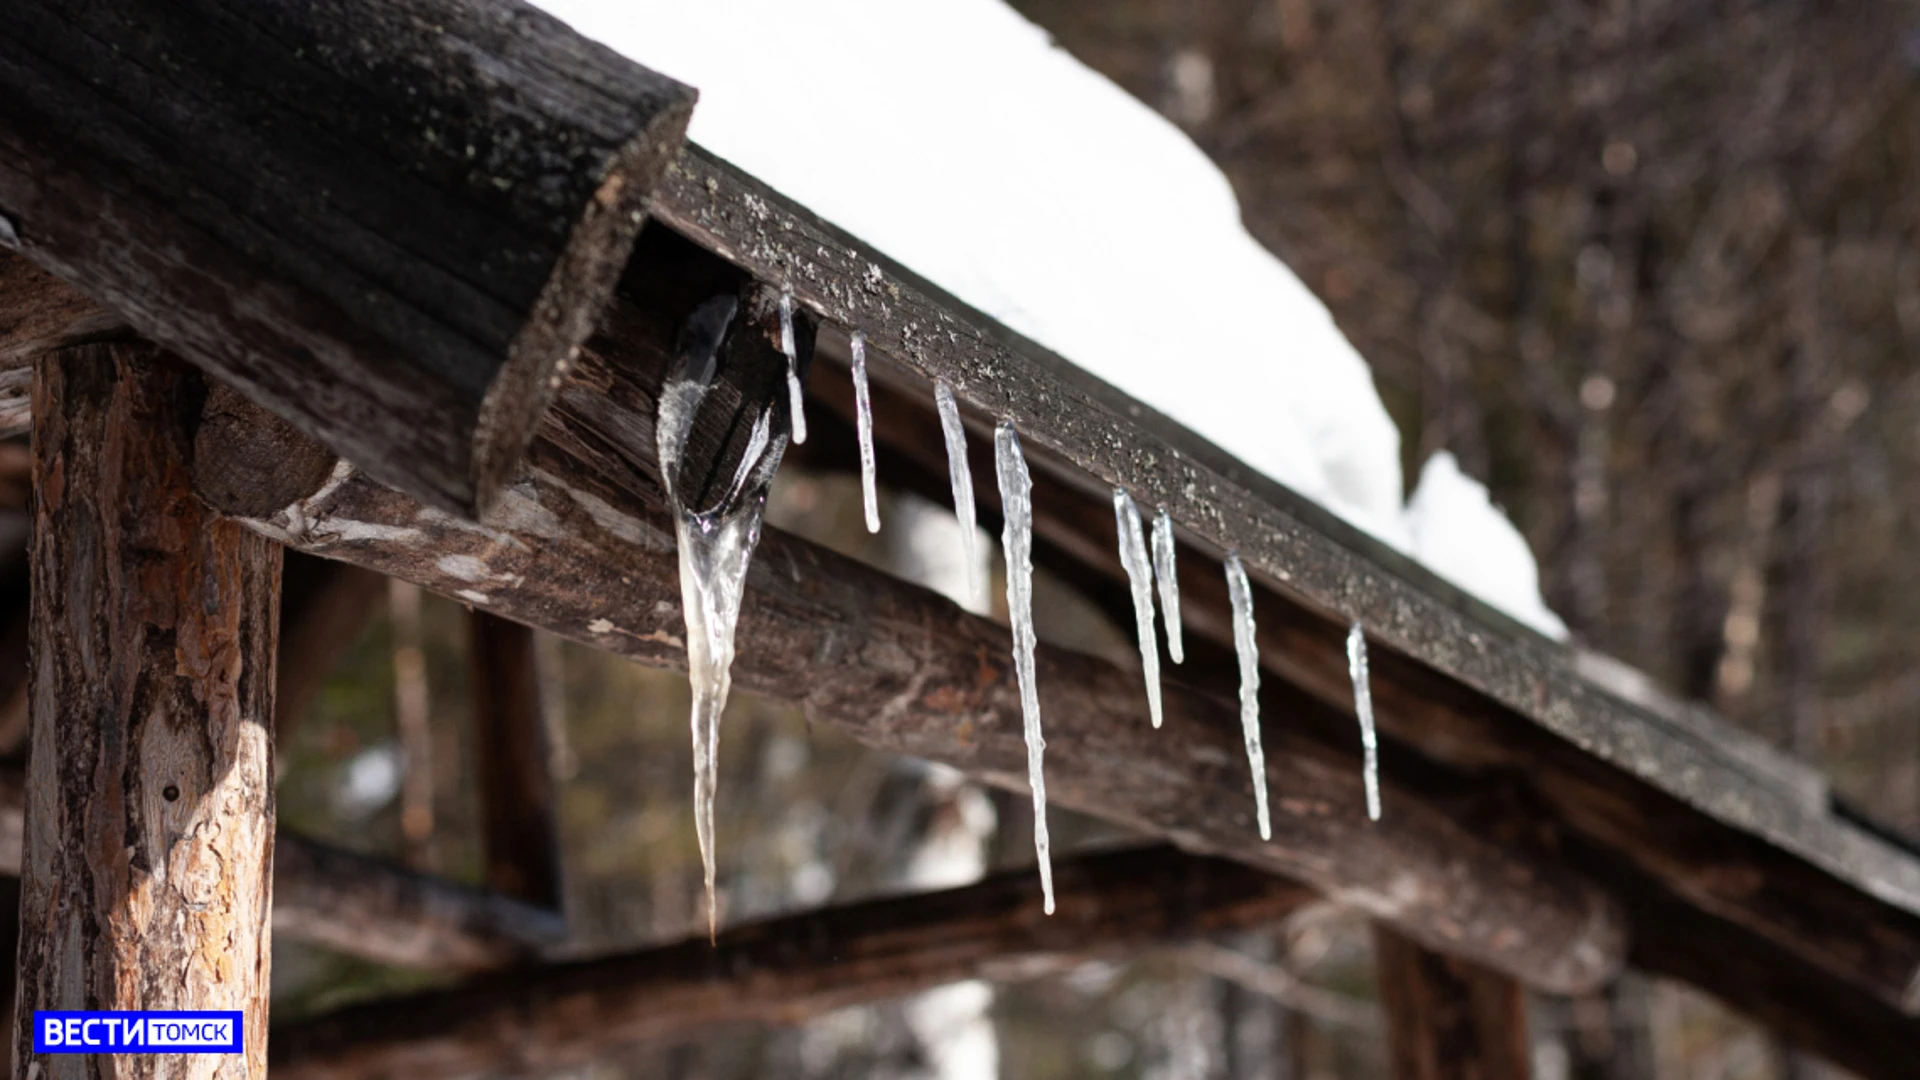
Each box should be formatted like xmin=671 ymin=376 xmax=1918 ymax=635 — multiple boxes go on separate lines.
xmin=0 ymin=0 xmax=695 ymax=516
xmin=798 ymin=333 xmax=1920 ymax=1035
xmin=19 ymin=342 xmax=279 ymax=1075
xmin=0 ymin=759 xmax=563 ymax=972
xmin=270 ymin=846 xmax=1314 ymax=1079
xmin=268 ymin=832 xmax=565 ymax=972
xmin=468 ymin=611 xmax=564 ymax=908
xmin=205 ymin=348 xmax=1625 ymax=994
xmin=649 ymin=147 xmax=1920 ymax=953
xmin=1373 ymin=926 xmax=1532 ymax=1080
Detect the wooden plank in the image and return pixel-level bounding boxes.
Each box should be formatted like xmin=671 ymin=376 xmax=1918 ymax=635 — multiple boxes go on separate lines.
xmin=649 ymin=147 xmax=1920 ymax=1015
xmin=197 ymin=338 xmax=1626 ymax=995
xmin=1373 ymin=926 xmax=1532 ymax=1080
xmin=17 ymin=342 xmax=279 ymax=1075
xmin=0 ymin=0 xmax=694 ymax=516
xmin=469 ymin=611 xmax=565 ymax=909
xmin=0 ymin=761 xmax=563 ymax=973
xmin=269 ymin=846 xmax=1315 ymax=1079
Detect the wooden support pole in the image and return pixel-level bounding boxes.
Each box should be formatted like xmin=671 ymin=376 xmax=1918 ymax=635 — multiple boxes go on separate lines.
xmin=17 ymin=342 xmax=280 ymax=1075
xmin=270 ymin=846 xmax=1315 ymax=1079
xmin=1373 ymin=926 xmax=1532 ymax=1080
xmin=274 ymin=557 xmax=388 ymax=742
xmin=468 ymin=611 xmax=565 ymax=909
xmin=0 ymin=0 xmax=694 ymax=516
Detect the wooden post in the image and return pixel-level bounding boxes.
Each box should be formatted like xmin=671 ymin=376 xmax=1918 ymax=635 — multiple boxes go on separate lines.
xmin=468 ymin=612 xmax=564 ymax=909
xmin=1373 ymin=926 xmax=1532 ymax=1080
xmin=15 ymin=343 xmax=280 ymax=1075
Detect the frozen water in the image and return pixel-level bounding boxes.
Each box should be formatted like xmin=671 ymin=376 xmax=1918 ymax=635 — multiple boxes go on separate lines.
xmin=996 ymin=421 xmax=1053 ymax=913
xmin=1347 ymin=622 xmax=1382 ymax=822
xmin=936 ymin=382 xmax=985 ymax=598
xmin=1113 ymin=489 xmax=1163 ymax=729
xmin=1151 ymin=507 xmax=1184 ymax=664
xmin=851 ymin=330 xmax=881 ymax=533
xmin=657 ymin=296 xmax=789 ymax=939
xmin=1224 ymin=554 xmax=1270 ymax=841
xmin=780 ymin=286 xmax=807 ymax=445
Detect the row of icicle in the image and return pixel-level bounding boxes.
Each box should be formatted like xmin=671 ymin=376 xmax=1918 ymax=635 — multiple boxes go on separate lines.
xmin=662 ymin=292 xmax=1383 ymax=933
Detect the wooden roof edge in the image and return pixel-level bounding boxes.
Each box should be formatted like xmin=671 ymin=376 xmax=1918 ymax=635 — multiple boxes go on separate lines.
xmin=646 ymin=142 xmax=1920 ymax=922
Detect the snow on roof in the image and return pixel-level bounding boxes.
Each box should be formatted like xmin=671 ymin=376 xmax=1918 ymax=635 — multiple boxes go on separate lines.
xmin=533 ymin=0 xmax=1569 ymax=640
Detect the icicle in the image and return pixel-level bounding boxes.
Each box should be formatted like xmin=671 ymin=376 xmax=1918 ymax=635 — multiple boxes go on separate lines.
xmin=657 ymin=295 xmax=789 ymax=940
xmin=851 ymin=331 xmax=881 ymax=533
xmin=1347 ymin=622 xmax=1382 ymax=822
xmin=1224 ymin=554 xmax=1271 ymax=841
xmin=935 ymin=382 xmax=984 ymax=597
xmin=780 ymin=286 xmax=807 ymax=445
xmin=1151 ymin=507 xmax=1184 ymax=664
xmin=996 ymin=421 xmax=1053 ymax=914
xmin=1113 ymin=488 xmax=1163 ymax=729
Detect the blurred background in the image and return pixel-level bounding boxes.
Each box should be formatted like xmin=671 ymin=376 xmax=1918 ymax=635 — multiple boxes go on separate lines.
xmin=150 ymin=0 xmax=1920 ymax=1076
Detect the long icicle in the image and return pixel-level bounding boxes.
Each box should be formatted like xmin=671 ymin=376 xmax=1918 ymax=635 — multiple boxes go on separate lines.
xmin=935 ymin=382 xmax=983 ymax=598
xmin=997 ymin=421 xmax=1053 ymax=913
xmin=1347 ymin=622 xmax=1382 ymax=822
xmin=657 ymin=295 xmax=788 ymax=941
xmin=1151 ymin=507 xmax=1184 ymax=664
xmin=779 ymin=286 xmax=807 ymax=445
xmin=851 ymin=330 xmax=880 ymax=533
xmin=1224 ymin=553 xmax=1271 ymax=840
xmin=1113 ymin=488 xmax=1163 ymax=728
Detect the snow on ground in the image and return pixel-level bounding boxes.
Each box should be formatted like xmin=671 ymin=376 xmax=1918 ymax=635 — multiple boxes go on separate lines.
xmin=532 ymin=0 xmax=1569 ymax=640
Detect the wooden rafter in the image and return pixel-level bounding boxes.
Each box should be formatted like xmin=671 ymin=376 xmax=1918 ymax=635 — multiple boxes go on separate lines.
xmin=269 ymin=846 xmax=1314 ymax=1079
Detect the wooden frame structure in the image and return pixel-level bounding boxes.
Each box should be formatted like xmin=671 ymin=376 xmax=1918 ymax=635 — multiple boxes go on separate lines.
xmin=3 ymin=0 xmax=1920 ymax=1076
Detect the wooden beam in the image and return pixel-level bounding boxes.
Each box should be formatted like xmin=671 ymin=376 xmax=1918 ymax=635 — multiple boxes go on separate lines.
xmin=0 ymin=0 xmax=694 ymax=516
xmin=17 ymin=342 xmax=279 ymax=1074
xmin=199 ymin=345 xmax=1625 ymax=995
xmin=469 ymin=611 xmax=565 ymax=909
xmin=0 ymin=761 xmax=562 ymax=973
xmin=270 ymin=846 xmax=1313 ymax=1079
xmin=1373 ymin=926 xmax=1532 ymax=1080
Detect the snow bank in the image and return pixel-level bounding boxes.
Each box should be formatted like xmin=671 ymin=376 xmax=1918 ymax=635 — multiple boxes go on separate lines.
xmin=533 ymin=0 xmax=1568 ymax=640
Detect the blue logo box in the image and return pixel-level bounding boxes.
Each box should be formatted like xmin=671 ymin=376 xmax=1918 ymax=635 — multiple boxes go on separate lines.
xmin=34 ymin=1011 xmax=244 ymax=1054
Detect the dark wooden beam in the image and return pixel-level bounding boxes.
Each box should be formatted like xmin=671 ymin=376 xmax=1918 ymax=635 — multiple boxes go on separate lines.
xmin=468 ymin=611 xmax=565 ymax=909
xmin=0 ymin=761 xmax=563 ymax=973
xmin=275 ymin=556 xmax=389 ymax=742
xmin=1373 ymin=925 xmax=1532 ymax=1080
xmin=0 ymin=0 xmax=694 ymax=516
xmin=270 ymin=846 xmax=1313 ymax=1079
xmin=18 ymin=342 xmax=280 ymax=1074
xmin=198 ymin=349 xmax=1625 ymax=995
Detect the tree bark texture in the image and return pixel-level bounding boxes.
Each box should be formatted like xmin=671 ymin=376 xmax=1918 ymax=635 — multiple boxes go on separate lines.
xmin=17 ymin=343 xmax=280 ymax=1077
xmin=0 ymin=0 xmax=695 ymax=516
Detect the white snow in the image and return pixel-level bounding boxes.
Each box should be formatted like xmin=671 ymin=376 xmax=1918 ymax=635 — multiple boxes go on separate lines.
xmin=531 ymin=0 xmax=1567 ymax=638
xmin=1405 ymin=453 xmax=1568 ymax=639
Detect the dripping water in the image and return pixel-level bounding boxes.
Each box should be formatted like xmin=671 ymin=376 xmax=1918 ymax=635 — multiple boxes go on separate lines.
xmin=1151 ymin=507 xmax=1184 ymax=664
xmin=657 ymin=294 xmax=790 ymax=940
xmin=1224 ymin=554 xmax=1271 ymax=841
xmin=996 ymin=421 xmax=1053 ymax=913
xmin=1347 ymin=622 xmax=1382 ymax=822
xmin=851 ymin=331 xmax=880 ymax=533
xmin=936 ymin=383 xmax=985 ymax=597
xmin=1113 ymin=489 xmax=1163 ymax=728
xmin=780 ymin=286 xmax=807 ymax=445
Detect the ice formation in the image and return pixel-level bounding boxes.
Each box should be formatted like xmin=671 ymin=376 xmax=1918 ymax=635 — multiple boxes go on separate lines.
xmin=1346 ymin=622 xmax=1382 ymax=822
xmin=996 ymin=421 xmax=1053 ymax=913
xmin=1113 ymin=488 xmax=1163 ymax=728
xmin=1150 ymin=507 xmax=1184 ymax=664
xmin=656 ymin=296 xmax=789 ymax=938
xmin=935 ymin=382 xmax=984 ymax=598
xmin=779 ymin=286 xmax=806 ymax=445
xmin=850 ymin=330 xmax=880 ymax=533
xmin=1224 ymin=554 xmax=1271 ymax=841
